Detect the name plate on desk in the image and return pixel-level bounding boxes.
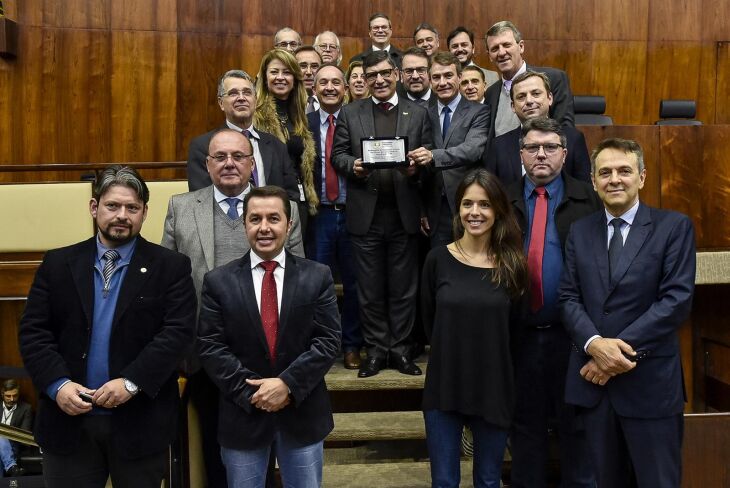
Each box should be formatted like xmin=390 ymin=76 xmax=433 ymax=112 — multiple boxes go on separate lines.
xmin=361 ymin=137 xmax=409 ymax=168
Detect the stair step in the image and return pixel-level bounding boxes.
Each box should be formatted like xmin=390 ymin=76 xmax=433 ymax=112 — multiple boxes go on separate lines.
xmin=329 ymin=411 xmax=425 ymax=441
xmin=322 ymin=460 xmax=473 ymax=487
xmin=326 ymin=358 xmax=428 ymax=391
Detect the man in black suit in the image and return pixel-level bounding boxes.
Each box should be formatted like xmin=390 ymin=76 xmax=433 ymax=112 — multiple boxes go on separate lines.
xmin=459 ymin=65 xmax=488 ymax=104
xmin=186 ymin=69 xmax=299 ymax=199
xmin=1 ymin=379 xmax=33 ymax=477
xmin=487 ymin=71 xmax=590 ymax=186
xmin=506 ymin=117 xmax=599 ymax=488
xmin=559 ymin=138 xmax=696 ymax=487
xmin=349 ymin=13 xmax=403 ymax=68
xmin=197 ymin=186 xmax=340 ymax=487
xmin=413 ymin=22 xmax=440 ymax=57
xmin=18 ymin=165 xmax=196 ymax=488
xmin=332 ymin=50 xmax=432 ymax=377
xmin=409 ymin=51 xmax=490 ymax=247
xmin=306 ymin=65 xmax=362 ymax=370
xmin=484 ymin=21 xmax=574 ymax=142
xmin=398 ymin=47 xmax=434 ymax=107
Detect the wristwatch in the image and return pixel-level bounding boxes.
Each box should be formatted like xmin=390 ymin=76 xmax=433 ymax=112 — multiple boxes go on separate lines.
xmin=123 ymin=378 xmax=139 ymax=396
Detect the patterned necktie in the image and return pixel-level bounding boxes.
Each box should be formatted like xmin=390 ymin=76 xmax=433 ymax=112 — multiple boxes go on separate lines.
xmin=608 ymin=218 xmax=625 ymax=278
xmin=306 ymin=95 xmax=317 ymax=114
xmin=325 ymin=114 xmax=339 ymax=202
xmin=442 ymin=105 xmax=452 ymax=140
xmin=527 ymin=187 xmax=547 ymax=312
xmin=259 ymin=261 xmax=279 ymax=364
xmin=244 ymin=130 xmax=258 ymax=186
xmin=102 ymin=249 xmax=121 ymax=296
xmin=379 ymin=101 xmax=392 ymax=112
xmin=225 ymin=198 xmax=240 ymax=219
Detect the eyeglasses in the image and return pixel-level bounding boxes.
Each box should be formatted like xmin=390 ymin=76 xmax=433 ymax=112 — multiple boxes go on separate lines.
xmin=317 ymin=43 xmax=338 ymax=51
xmin=402 ymin=67 xmax=428 ymax=77
xmin=520 ymin=143 xmax=564 ymax=156
xmin=208 ymin=152 xmax=254 ymax=164
xmin=365 ymin=68 xmax=395 ymax=81
xmin=299 ymin=62 xmax=321 ymax=72
xmin=275 ymin=41 xmax=301 ymax=49
xmin=222 ymin=89 xmax=253 ymax=99
xmin=370 ymin=25 xmax=390 ymax=32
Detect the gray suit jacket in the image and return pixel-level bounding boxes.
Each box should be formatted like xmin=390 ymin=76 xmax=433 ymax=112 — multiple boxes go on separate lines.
xmin=160 ymin=185 xmax=304 ymax=300
xmin=426 ymin=96 xmax=490 ymax=219
xmin=332 ymin=97 xmax=432 ymax=235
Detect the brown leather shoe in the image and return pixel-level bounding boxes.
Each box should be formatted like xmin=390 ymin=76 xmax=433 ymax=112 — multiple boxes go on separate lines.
xmin=344 ymin=350 xmax=362 ymax=370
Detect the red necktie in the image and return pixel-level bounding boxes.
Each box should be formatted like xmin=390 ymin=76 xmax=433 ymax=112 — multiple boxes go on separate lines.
xmin=259 ymin=261 xmax=279 ymax=363
xmin=527 ymin=187 xmax=547 ymax=312
xmin=379 ymin=101 xmax=392 ymax=111
xmin=325 ymin=114 xmax=339 ymax=202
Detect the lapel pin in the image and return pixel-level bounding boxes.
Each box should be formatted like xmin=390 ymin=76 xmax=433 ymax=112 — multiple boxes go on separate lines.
xmin=402 ymin=112 xmax=409 ymax=115
xmin=140 ymin=267 xmax=147 ymax=273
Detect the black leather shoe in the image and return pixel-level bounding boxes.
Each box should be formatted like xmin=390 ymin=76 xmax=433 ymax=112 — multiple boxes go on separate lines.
xmin=390 ymin=354 xmax=422 ymax=375
xmin=358 ymin=356 xmax=385 ymax=377
xmin=7 ymin=465 xmax=25 ymax=477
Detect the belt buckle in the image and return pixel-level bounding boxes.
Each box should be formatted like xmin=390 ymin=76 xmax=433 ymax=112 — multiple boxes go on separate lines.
xmin=333 ymin=203 xmax=345 ymax=211
xmin=534 ymin=323 xmax=553 ymax=329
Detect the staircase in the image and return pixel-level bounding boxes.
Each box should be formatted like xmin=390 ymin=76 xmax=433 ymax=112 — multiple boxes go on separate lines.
xmin=321 ymin=355 xmax=476 ymax=488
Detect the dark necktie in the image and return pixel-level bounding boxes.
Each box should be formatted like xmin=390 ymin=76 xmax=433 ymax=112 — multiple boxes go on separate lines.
xmin=225 ymin=197 xmax=240 ymax=220
xmin=441 ymin=105 xmax=451 ymax=140
xmin=379 ymin=101 xmax=392 ymax=112
xmin=259 ymin=261 xmax=279 ymax=364
xmin=608 ymin=218 xmax=625 ymax=278
xmin=102 ymin=249 xmax=121 ymax=296
xmin=527 ymin=187 xmax=547 ymax=312
xmin=306 ymin=95 xmax=316 ymax=114
xmin=244 ymin=130 xmax=258 ymax=186
xmin=325 ymin=114 xmax=339 ymax=202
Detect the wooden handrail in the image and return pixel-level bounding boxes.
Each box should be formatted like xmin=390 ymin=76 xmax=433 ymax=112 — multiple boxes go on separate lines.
xmin=0 ymin=161 xmax=186 ymax=173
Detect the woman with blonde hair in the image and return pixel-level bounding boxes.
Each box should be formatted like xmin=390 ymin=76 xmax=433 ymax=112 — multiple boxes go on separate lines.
xmin=254 ymin=49 xmax=318 ymax=224
xmin=421 ymin=169 xmax=528 ymax=488
xmin=344 ymin=61 xmax=369 ymax=103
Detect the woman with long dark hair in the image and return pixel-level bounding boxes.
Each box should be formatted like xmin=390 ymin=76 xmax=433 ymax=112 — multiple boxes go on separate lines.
xmin=421 ymin=169 xmax=528 ymax=488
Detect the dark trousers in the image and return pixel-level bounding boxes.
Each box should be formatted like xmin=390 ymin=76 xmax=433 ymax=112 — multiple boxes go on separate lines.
xmin=188 ymin=369 xmax=229 ymax=488
xmin=42 ymin=416 xmax=167 ymax=488
xmin=350 ymin=207 xmax=418 ymax=358
xmin=580 ymin=394 xmax=683 ymax=488
xmin=430 ymin=194 xmax=454 ymax=249
xmin=305 ymin=205 xmax=362 ymax=351
xmin=510 ymin=327 xmax=595 ymax=488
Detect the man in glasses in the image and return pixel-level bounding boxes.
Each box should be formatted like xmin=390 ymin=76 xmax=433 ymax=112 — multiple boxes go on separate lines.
xmin=273 ymin=27 xmax=302 ymax=53
xmin=349 ymin=13 xmax=403 ymax=68
xmin=164 ymin=129 xmax=304 ymax=488
xmin=314 ymin=31 xmax=342 ymax=66
xmin=398 ymin=47 xmax=434 ymax=107
xmin=487 ymin=70 xmax=590 ymax=186
xmin=505 ymin=116 xmax=600 ymax=488
xmin=186 ymin=70 xmax=299 ymax=200
xmin=332 ymin=50 xmax=432 ymax=378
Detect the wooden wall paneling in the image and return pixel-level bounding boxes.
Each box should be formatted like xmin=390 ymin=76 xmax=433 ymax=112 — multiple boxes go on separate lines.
xmin=715 ymin=42 xmax=730 ymax=124
xmin=648 ymin=0 xmax=702 ymax=42
xmin=700 ymin=126 xmax=730 ymax=248
xmin=340 ymin=37 xmax=370 ymax=68
xmin=701 ymin=0 xmax=730 ymax=41
xmin=681 ymin=414 xmax=730 ymax=487
xmin=423 ymin=0 xmax=494 ymax=43
xmin=529 ymin=40 xmax=593 ymax=96
xmin=175 ymin=32 xmax=247 ymax=159
xmin=111 ymin=0 xmax=177 ymax=32
xmin=591 ymin=0 xmax=649 ymax=41
xmin=680 ymin=318 xmax=694 ymax=412
xmin=590 ymin=41 xmax=648 ymax=124
xmin=0 ymin=300 xmax=38 ymax=411
xmin=176 ymin=0 xmax=241 ymax=34
xmin=0 ymin=57 xmax=14 ymax=164
xmin=297 ymin=0 xmax=371 ymax=38
xmin=10 ymin=0 xmax=109 ymax=29
xmin=705 ymin=341 xmax=730 ymax=386
xmin=695 ymin=42 xmax=718 ymax=125
xmin=658 ymin=126 xmax=704 ymax=239
xmin=110 ymin=31 xmax=178 ymax=169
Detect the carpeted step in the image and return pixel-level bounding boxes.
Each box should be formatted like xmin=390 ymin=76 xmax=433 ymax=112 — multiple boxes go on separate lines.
xmin=329 ymin=411 xmax=425 ymax=441
xmin=326 ymin=358 xmax=428 ymax=391
xmin=322 ymin=460 xmax=474 ymax=487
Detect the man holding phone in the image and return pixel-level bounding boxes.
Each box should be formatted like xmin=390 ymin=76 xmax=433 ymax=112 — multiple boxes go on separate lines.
xmin=19 ymin=165 xmax=196 ymax=488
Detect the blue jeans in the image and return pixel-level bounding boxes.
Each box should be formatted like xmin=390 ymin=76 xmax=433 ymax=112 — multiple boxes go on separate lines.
xmin=0 ymin=437 xmax=17 ymax=474
xmin=424 ymin=409 xmax=508 ymax=488
xmin=306 ymin=205 xmax=362 ymax=351
xmin=221 ymin=431 xmax=323 ymax=488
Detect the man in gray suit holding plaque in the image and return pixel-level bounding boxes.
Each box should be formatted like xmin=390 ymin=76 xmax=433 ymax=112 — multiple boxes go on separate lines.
xmin=332 ymin=50 xmax=432 ymax=378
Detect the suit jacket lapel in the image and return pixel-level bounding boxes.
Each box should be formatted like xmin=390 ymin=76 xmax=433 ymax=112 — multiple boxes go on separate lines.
xmin=258 ymin=136 xmax=274 ymax=182
xmin=358 ymin=102 xmax=376 ymax=140
xmin=428 ymin=104 xmax=443 ymax=147
xmin=194 ymin=187 xmax=216 ymax=272
xmin=277 ymin=253 xmax=299 ymax=342
xmin=237 ymin=254 xmax=271 ymax=356
xmin=68 ymin=238 xmax=96 ymax=327
xmin=609 ymin=203 xmax=652 ymax=292
xmin=396 ymin=100 xmax=412 ymax=137
xmin=112 ymin=238 xmax=154 ymax=329
xmin=591 ymin=212 xmax=611 ymax=290
xmin=443 ymin=98 xmax=468 ymax=146
xmin=507 ymin=130 xmax=523 ymax=183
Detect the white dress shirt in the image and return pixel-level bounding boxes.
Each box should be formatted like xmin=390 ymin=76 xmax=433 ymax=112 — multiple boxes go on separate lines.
xmin=250 ymin=249 xmax=285 ymax=313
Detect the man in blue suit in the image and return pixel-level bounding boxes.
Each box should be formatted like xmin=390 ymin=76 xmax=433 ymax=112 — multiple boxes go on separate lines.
xmin=559 ymin=138 xmax=696 ymax=487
